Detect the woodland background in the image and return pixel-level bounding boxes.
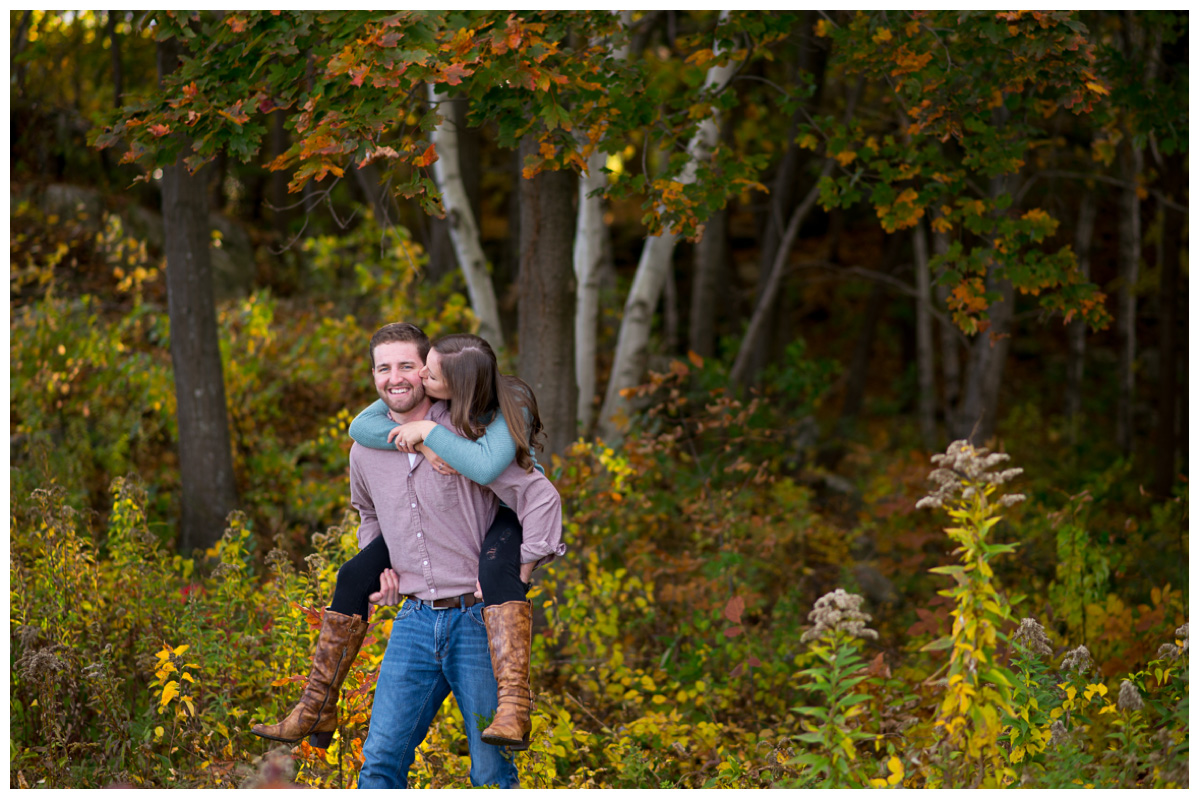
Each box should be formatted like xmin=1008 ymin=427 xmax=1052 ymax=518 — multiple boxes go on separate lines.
xmin=8 ymin=10 xmax=1189 ymax=789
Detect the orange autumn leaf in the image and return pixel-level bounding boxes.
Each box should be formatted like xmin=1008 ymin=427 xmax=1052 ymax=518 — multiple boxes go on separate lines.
xmin=412 ymin=143 xmax=438 ymax=168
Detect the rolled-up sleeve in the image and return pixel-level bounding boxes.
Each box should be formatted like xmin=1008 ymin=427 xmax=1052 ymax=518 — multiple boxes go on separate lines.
xmin=488 ymin=463 xmax=566 ymax=566
xmin=349 ymin=446 xmax=382 ymax=550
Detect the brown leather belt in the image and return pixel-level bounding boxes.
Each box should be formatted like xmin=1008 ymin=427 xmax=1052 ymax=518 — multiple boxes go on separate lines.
xmin=403 ymin=593 xmax=480 ymax=609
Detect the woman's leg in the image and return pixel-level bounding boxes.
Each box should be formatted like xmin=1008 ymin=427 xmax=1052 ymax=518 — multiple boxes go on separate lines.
xmin=251 ymin=536 xmax=390 ymax=744
xmin=476 ymin=505 xmax=534 ymax=749
xmin=477 ymin=506 xmax=527 ymax=606
xmin=330 ymin=535 xmax=391 ymax=620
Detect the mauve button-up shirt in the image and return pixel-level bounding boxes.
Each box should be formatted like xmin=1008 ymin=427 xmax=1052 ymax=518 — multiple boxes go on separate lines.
xmin=349 ymin=400 xmax=565 ymax=601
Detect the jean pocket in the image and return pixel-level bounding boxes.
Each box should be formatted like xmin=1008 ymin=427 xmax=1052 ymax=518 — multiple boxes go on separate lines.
xmin=396 ymin=598 xmax=418 ymax=621
xmin=467 ymin=603 xmax=487 ymax=629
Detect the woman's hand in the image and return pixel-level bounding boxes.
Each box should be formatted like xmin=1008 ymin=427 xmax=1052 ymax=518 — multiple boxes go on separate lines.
xmin=369 ymin=568 xmax=401 ymax=607
xmin=418 ymin=445 xmax=460 ymax=476
xmin=520 ymin=562 xmax=534 ymax=584
xmin=387 ymin=420 xmax=437 ymax=452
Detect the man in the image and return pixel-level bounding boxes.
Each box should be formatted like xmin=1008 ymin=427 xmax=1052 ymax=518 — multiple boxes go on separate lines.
xmin=351 ymin=322 xmax=563 ymax=789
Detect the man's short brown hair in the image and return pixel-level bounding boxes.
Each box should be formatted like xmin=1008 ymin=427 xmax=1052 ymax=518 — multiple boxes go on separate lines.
xmin=369 ymin=322 xmax=430 ymax=369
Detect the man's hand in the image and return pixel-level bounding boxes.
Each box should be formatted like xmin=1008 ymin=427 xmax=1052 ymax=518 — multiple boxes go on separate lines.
xmin=419 ymin=445 xmax=459 ymax=476
xmin=387 ymin=420 xmax=437 ymax=452
xmin=369 ymin=568 xmax=401 ymax=607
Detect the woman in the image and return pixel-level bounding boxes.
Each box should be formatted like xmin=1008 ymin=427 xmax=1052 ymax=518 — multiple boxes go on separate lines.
xmin=252 ymin=333 xmax=556 ymax=751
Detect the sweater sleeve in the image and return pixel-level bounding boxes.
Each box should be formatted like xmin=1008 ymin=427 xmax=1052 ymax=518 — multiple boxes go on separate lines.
xmin=347 ymin=399 xmax=399 ymax=451
xmin=422 ymin=411 xmax=517 ymax=485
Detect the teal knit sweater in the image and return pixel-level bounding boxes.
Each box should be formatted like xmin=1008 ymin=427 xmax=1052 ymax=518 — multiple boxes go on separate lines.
xmin=347 ymin=399 xmax=542 ymax=484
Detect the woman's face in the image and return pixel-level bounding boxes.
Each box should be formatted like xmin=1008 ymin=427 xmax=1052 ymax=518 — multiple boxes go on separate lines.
xmin=420 ymin=348 xmax=452 ymax=400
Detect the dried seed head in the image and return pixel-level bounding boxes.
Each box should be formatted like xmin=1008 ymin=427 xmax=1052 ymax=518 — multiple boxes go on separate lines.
xmin=1048 ymin=719 xmax=1069 ymax=748
xmin=802 ymin=588 xmax=878 ymax=642
xmin=916 ymin=440 xmax=1025 ymax=509
xmin=1013 ymin=618 xmax=1053 ymax=657
xmin=1175 ymin=622 xmax=1189 ymax=656
xmin=1117 ymin=680 xmax=1144 ymax=712
xmin=1059 ymin=644 xmax=1093 ymax=674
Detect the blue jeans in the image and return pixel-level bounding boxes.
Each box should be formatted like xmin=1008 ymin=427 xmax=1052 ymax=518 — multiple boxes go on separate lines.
xmin=357 ymin=601 xmax=519 ymax=789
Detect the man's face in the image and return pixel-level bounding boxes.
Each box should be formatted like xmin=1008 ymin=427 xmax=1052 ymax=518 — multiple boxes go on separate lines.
xmin=372 ymin=341 xmax=426 ymax=416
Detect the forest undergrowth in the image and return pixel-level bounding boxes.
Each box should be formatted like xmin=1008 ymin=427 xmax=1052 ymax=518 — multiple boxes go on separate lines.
xmin=9 ymin=200 xmax=1189 ymax=788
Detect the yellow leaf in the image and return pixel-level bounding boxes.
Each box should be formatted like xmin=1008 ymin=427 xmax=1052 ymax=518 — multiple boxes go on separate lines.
xmin=154 ymin=726 xmax=164 ymax=739
xmin=814 ymin=19 xmax=832 ymax=37
xmin=835 ymin=149 xmax=857 ymax=166
xmin=873 ymin=28 xmax=893 ymax=44
xmin=1085 ymin=81 xmax=1110 ymax=96
xmin=160 ymin=680 xmax=179 ymax=706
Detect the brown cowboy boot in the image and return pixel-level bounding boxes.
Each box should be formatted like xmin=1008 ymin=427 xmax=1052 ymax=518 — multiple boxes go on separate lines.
xmin=251 ymin=608 xmax=368 ymax=748
xmin=480 ymin=600 xmax=534 ymax=750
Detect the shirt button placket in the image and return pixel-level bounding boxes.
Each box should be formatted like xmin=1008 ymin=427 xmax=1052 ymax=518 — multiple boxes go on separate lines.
xmin=410 ymin=475 xmax=436 ymax=597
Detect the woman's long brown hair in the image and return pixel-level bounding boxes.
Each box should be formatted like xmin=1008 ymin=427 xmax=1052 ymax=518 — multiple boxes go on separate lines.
xmin=431 ymin=334 xmax=544 ymax=471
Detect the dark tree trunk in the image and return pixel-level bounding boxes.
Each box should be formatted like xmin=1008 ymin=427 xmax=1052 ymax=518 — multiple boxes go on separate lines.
xmin=351 ymin=161 xmax=400 ymax=230
xmin=932 ymin=230 xmax=960 ymax=424
xmin=1065 ymin=191 xmax=1096 ymax=435
xmin=158 ymin=37 xmax=239 ymax=554
xmin=1115 ymin=140 xmax=1143 ymax=457
xmin=12 ymin=10 xmax=33 ymax=97
xmin=268 ymin=110 xmax=291 ymax=240
xmin=107 ymin=11 xmax=123 ymax=108
xmin=838 ymin=234 xmax=903 ymax=430
xmin=913 ymin=220 xmax=937 ymax=449
xmin=688 ymin=205 xmax=728 ymax=358
xmin=517 ymin=136 xmax=578 ymax=457
xmin=1152 ymin=150 xmax=1184 ymax=495
xmin=744 ymin=19 xmax=828 ymax=381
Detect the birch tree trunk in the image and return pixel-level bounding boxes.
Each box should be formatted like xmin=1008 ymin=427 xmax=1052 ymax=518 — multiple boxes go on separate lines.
xmin=428 ymin=83 xmax=504 ymax=348
xmin=1065 ymin=191 xmax=1096 ymax=434
xmin=574 ymin=10 xmax=631 ymax=434
xmin=598 ymin=11 xmax=735 ymax=440
xmin=913 ymin=220 xmax=937 ymax=449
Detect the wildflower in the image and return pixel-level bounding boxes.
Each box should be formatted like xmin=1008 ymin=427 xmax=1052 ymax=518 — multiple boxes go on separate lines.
xmin=1155 ymin=622 xmax=1188 ymax=661
xmin=915 ymin=440 xmax=1024 ymax=510
xmin=1048 ymin=719 xmax=1069 ymax=748
xmin=265 ymin=547 xmax=294 ymax=576
xmin=802 ymin=588 xmax=879 ymax=642
xmin=1013 ymin=618 xmax=1053 ymax=657
xmin=17 ymin=647 xmax=66 ymax=682
xmin=211 ymin=561 xmax=242 ymax=580
xmin=1117 ymin=680 xmax=1144 ymax=712
xmin=1059 ymin=644 xmax=1093 ymax=674
xmin=1156 ymin=643 xmax=1179 ymax=660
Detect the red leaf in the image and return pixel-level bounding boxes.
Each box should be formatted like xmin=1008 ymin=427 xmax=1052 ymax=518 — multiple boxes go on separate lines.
xmin=723 ymin=595 xmax=745 ymax=625
xmin=439 ymin=62 xmax=472 ymax=86
xmin=412 ymin=142 xmax=438 ymax=168
xmin=723 ymin=625 xmax=743 ymax=638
